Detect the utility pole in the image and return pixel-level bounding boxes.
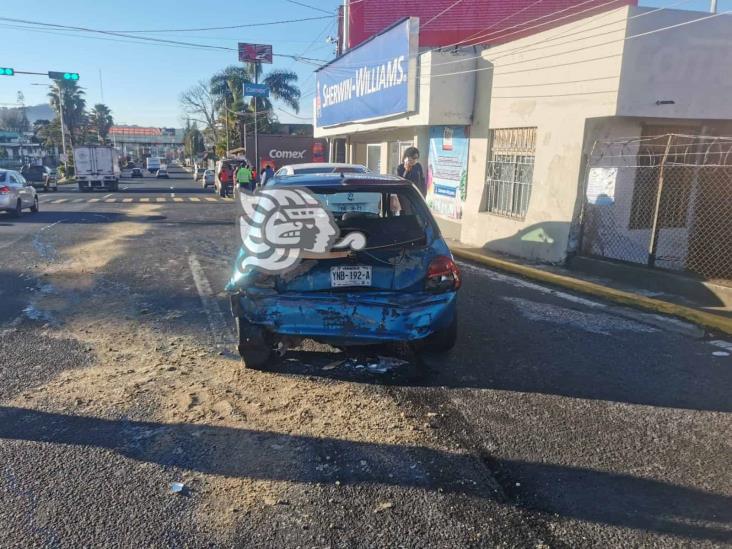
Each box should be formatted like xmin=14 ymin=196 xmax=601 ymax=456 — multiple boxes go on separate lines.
xmin=710 ymin=0 xmax=717 ymax=13
xmin=254 ymin=64 xmax=259 ymax=172
xmin=224 ymin=96 xmax=230 ymax=155
xmin=56 ymin=81 xmax=69 ymax=173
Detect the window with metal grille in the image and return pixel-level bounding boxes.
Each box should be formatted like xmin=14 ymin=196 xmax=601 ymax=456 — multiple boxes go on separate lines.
xmin=481 ymin=127 xmax=536 ymax=219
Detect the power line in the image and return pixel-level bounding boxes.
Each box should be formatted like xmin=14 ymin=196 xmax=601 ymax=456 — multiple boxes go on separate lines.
xmin=283 ymin=0 xmax=334 ymax=15
xmin=109 ymin=15 xmax=333 ymax=33
xmin=0 ymin=17 xmax=330 ymax=63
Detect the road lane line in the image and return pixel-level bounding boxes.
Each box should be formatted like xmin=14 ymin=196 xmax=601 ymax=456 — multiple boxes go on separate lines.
xmin=156 ymin=197 xmax=166 ymax=202
xmin=122 ymin=198 xmax=133 ymax=203
xmin=188 ymin=254 xmax=235 ymax=350
xmin=50 ymin=199 xmax=68 ymax=204
xmin=72 ymin=198 xmax=85 ymax=203
xmin=140 ymin=198 xmax=150 ymax=202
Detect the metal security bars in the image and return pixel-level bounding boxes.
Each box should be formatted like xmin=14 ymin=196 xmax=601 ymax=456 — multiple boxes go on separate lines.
xmin=482 ymin=127 xmax=536 ymax=220
xmin=581 ymin=133 xmax=732 ymax=284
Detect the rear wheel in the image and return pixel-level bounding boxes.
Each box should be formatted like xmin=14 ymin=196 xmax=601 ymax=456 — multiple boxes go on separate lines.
xmin=30 ymin=196 xmax=39 ymax=213
xmin=10 ymin=199 xmax=22 ymax=218
xmin=236 ymin=317 xmax=272 ymax=369
xmin=418 ymin=316 xmax=457 ymax=354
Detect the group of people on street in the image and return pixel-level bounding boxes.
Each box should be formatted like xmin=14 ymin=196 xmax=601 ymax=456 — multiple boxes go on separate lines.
xmin=217 ymin=161 xmax=276 ymax=197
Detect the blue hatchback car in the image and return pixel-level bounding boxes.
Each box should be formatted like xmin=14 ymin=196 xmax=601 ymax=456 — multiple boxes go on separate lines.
xmin=227 ymin=173 xmax=461 ymax=368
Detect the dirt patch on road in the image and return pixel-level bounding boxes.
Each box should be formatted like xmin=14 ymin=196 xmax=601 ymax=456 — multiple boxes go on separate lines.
xmin=9 ymin=205 xmax=442 ymax=541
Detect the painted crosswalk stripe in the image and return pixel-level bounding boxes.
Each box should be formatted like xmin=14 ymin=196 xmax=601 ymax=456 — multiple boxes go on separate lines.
xmin=173 ymin=197 xmax=184 ymax=202
xmin=122 ymin=198 xmax=133 ymax=203
xmin=72 ymin=198 xmax=85 ymax=203
xmin=89 ymin=198 xmax=101 ymax=203
xmin=50 ymin=199 xmax=68 ymax=204
xmin=104 ymin=199 xmax=117 ymax=203
xmin=156 ymin=197 xmax=166 ymax=202
xmin=189 ymin=197 xmax=201 ymax=202
xmin=204 ymin=197 xmax=218 ymax=202
xmin=140 ymin=197 xmax=150 ymax=202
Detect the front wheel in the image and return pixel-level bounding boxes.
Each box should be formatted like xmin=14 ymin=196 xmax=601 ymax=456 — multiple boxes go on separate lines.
xmin=236 ymin=317 xmax=271 ymax=369
xmin=30 ymin=196 xmax=39 ymax=213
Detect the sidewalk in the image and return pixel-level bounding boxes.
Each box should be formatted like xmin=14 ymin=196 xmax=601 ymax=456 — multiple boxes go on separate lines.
xmin=448 ymin=241 xmax=732 ymax=336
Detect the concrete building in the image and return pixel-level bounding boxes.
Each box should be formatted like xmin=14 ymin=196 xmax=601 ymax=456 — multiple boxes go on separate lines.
xmin=316 ymin=6 xmax=732 ymax=274
xmin=463 ymin=6 xmax=732 ymax=263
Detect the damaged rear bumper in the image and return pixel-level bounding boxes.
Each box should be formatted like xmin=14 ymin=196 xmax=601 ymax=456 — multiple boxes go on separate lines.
xmin=234 ymin=289 xmax=456 ymax=345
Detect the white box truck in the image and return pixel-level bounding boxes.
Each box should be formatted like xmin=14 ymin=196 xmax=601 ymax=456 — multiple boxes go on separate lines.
xmin=146 ymin=156 xmax=161 ymax=174
xmin=74 ymin=146 xmax=121 ymax=192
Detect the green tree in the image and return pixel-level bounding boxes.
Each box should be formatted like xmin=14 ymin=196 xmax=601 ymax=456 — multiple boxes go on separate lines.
xmin=183 ymin=121 xmax=205 ymax=159
xmin=0 ymin=108 xmax=30 ymax=133
xmin=209 ymin=65 xmax=300 ymax=147
xmin=88 ymin=103 xmax=114 ymax=144
xmin=48 ymin=80 xmax=87 ymax=147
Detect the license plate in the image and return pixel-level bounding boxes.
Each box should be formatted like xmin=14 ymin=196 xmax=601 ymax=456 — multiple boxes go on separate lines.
xmin=330 ymin=266 xmax=372 ymax=287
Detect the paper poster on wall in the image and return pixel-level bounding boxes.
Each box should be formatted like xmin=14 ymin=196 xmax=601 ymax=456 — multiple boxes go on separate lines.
xmin=586 ymin=167 xmax=617 ymax=205
xmin=427 ymin=126 xmax=469 ymax=220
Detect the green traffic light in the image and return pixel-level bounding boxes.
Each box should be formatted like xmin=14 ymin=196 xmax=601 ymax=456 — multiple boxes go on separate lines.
xmin=63 ymin=73 xmax=71 ymax=80
xmin=0 ymin=67 xmax=14 ymax=76
xmin=71 ymin=73 xmax=79 ymax=81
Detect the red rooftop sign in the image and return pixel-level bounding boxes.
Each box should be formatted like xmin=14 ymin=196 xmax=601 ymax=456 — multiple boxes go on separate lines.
xmin=347 ymin=0 xmax=636 ymax=49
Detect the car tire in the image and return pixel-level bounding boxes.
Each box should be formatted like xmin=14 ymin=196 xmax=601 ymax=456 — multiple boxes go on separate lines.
xmin=236 ymin=317 xmax=271 ymax=369
xmin=30 ymin=196 xmax=39 ymax=213
xmin=10 ymin=199 xmax=22 ymax=218
xmin=418 ymin=316 xmax=457 ymax=354
xmin=44 ymin=183 xmax=49 ymax=192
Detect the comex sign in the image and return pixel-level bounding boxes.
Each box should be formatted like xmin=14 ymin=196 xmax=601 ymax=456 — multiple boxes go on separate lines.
xmin=270 ymin=149 xmax=307 ymax=159
xmin=316 ymin=17 xmax=419 ymax=128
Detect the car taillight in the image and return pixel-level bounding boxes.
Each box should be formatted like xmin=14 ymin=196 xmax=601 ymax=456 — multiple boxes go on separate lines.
xmin=425 ymin=255 xmax=461 ymax=292
xmin=0 ymin=185 xmax=10 ymax=194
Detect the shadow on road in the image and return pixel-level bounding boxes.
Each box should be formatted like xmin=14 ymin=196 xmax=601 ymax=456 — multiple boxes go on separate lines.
xmin=0 ymin=405 xmax=729 ymax=543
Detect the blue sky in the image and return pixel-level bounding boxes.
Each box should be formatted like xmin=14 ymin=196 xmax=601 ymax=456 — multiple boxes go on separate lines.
xmin=1 ymin=0 xmax=727 ymax=127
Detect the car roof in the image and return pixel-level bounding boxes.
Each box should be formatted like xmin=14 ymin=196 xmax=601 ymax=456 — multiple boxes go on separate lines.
xmin=269 ymin=172 xmax=412 ymax=189
xmin=284 ymin=162 xmax=367 ymax=171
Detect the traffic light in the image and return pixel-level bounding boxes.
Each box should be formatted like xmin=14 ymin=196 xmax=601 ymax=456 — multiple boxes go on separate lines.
xmin=0 ymin=67 xmax=14 ymax=76
xmin=48 ymin=71 xmax=79 ymax=81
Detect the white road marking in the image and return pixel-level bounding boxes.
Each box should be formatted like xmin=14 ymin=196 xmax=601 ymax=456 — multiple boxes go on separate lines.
xmin=456 ymin=260 xmax=606 ymax=309
xmin=122 ymin=198 xmax=133 ymax=203
xmin=101 ymin=193 xmax=113 ymax=199
xmin=88 ymin=198 xmax=101 ymax=203
xmin=189 ymin=197 xmax=201 ymax=202
xmin=140 ymin=198 xmax=150 ymax=202
xmin=173 ymin=197 xmax=184 ymax=203
xmin=155 ymin=197 xmax=166 ymax=202
xmin=188 ymin=254 xmax=235 ymax=350
xmin=0 ymin=219 xmax=65 ymax=252
xmin=104 ymin=199 xmax=117 ymax=203
xmin=709 ymin=340 xmax=732 ymax=351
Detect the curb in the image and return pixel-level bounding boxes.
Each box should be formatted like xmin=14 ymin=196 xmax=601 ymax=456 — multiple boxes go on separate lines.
xmin=450 ymin=246 xmax=732 ymax=336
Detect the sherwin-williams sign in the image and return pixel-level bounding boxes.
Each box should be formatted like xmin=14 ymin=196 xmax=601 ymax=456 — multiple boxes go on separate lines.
xmin=427 ymin=126 xmax=470 ymax=220
xmin=315 ymin=18 xmax=418 ymax=127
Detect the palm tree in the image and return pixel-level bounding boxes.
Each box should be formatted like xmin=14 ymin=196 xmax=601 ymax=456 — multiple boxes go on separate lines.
xmin=89 ymin=104 xmax=114 ymax=144
xmin=210 ymin=65 xmax=301 ymax=146
xmin=48 ymin=80 xmax=87 ymax=147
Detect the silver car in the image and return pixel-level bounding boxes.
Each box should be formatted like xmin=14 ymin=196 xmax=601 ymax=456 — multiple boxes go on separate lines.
xmin=0 ymin=170 xmax=39 ymax=217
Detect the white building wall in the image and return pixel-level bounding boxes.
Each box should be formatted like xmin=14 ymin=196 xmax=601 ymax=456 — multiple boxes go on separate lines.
xmin=618 ymin=9 xmax=732 ymax=120
xmin=461 ymin=7 xmax=629 ymax=262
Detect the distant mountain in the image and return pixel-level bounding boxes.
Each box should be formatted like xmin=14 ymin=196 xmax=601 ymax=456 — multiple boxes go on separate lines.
xmin=0 ymin=103 xmax=55 ymax=124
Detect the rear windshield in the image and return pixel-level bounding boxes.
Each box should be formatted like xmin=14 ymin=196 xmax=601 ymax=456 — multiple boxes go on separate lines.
xmin=294 ymin=167 xmax=365 ymax=175
xmin=314 ymin=189 xmax=430 ymax=249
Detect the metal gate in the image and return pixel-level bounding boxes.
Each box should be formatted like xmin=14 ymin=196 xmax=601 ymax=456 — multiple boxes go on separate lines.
xmin=580 ymin=133 xmax=732 ymax=285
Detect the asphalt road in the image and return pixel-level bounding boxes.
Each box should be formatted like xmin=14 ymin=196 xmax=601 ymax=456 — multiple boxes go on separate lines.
xmin=0 ymin=164 xmax=730 ymax=547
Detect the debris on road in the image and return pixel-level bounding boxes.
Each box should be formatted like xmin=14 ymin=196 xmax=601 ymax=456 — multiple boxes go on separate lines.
xmin=374 ymin=501 xmax=394 ymax=513
xmin=169 ymin=482 xmax=186 ymax=495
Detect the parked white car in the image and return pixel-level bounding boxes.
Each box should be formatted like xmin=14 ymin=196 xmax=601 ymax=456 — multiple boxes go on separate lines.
xmin=0 ymin=169 xmax=39 ymax=217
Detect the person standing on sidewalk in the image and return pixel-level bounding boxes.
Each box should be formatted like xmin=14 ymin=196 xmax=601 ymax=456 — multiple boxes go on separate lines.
xmin=235 ymin=163 xmax=254 ymax=192
xmin=260 ymin=164 xmax=275 ymax=186
xmin=397 ymin=147 xmax=426 ymax=197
